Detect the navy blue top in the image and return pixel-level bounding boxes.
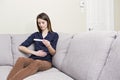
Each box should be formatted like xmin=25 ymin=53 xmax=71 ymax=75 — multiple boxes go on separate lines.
xmin=20 ymin=32 xmax=59 ymax=62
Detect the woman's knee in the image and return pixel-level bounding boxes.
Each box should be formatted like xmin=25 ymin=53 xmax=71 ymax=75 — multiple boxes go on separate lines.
xmin=35 ymin=60 xmax=52 ymax=71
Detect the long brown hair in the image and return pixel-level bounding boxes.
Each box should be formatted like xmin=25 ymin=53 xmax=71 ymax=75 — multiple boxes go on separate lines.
xmin=36 ymin=12 xmax=53 ymax=32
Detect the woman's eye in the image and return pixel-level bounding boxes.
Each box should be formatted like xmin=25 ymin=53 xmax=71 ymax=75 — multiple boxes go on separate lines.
xmin=42 ymin=22 xmax=44 ymax=24
xmin=38 ymin=22 xmax=41 ymax=24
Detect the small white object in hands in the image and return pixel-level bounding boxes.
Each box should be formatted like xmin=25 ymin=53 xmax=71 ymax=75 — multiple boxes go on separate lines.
xmin=34 ymin=39 xmax=43 ymax=41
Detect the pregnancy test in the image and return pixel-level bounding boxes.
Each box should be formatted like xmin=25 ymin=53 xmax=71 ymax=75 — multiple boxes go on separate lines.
xmin=34 ymin=39 xmax=43 ymax=41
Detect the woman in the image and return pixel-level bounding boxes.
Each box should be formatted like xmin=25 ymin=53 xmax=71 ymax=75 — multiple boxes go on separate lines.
xmin=7 ymin=12 xmax=59 ymax=80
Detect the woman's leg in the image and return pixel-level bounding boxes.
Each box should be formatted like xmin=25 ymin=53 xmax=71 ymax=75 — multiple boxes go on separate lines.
xmin=37 ymin=60 xmax=52 ymax=71
xmin=10 ymin=60 xmax=52 ymax=80
xmin=7 ymin=57 xmax=34 ymax=80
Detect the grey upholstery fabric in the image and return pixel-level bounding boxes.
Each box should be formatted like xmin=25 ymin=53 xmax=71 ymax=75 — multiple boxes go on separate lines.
xmin=52 ymin=32 xmax=73 ymax=70
xmin=0 ymin=34 xmax=13 ymax=66
xmin=24 ymin=68 xmax=73 ymax=80
xmin=61 ymin=31 xmax=116 ymax=80
xmin=11 ymin=34 xmax=33 ymax=64
xmin=0 ymin=32 xmax=119 ymax=80
xmin=99 ymin=32 xmax=120 ymax=80
xmin=0 ymin=66 xmax=12 ymax=80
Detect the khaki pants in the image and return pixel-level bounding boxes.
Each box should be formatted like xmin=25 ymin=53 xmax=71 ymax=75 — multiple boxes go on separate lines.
xmin=7 ymin=57 xmax=52 ymax=80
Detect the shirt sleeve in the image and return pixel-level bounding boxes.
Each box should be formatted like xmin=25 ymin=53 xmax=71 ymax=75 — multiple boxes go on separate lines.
xmin=20 ymin=32 xmax=36 ymax=47
xmin=51 ymin=32 xmax=59 ymax=50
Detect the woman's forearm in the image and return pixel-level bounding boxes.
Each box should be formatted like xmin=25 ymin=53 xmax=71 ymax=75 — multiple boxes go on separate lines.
xmin=19 ymin=45 xmax=56 ymax=56
xmin=18 ymin=46 xmax=35 ymax=55
xmin=47 ymin=45 xmax=56 ymax=55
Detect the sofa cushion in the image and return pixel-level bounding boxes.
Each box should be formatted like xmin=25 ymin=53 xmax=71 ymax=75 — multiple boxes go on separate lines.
xmin=0 ymin=66 xmax=12 ymax=80
xmin=99 ymin=32 xmax=120 ymax=80
xmin=52 ymin=32 xmax=73 ymax=70
xmin=24 ymin=68 xmax=73 ymax=80
xmin=11 ymin=34 xmax=34 ymax=64
xmin=0 ymin=34 xmax=13 ymax=66
xmin=61 ymin=31 xmax=116 ymax=80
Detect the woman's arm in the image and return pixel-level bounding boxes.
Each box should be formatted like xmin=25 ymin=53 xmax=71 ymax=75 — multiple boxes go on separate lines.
xmin=42 ymin=39 xmax=56 ymax=55
xmin=18 ymin=46 xmax=35 ymax=55
xmin=47 ymin=45 xmax=56 ymax=55
xmin=18 ymin=46 xmax=47 ymax=57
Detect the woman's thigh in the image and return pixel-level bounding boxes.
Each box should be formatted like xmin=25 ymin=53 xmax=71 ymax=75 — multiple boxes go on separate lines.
xmin=29 ymin=60 xmax=52 ymax=71
xmin=17 ymin=57 xmax=34 ymax=67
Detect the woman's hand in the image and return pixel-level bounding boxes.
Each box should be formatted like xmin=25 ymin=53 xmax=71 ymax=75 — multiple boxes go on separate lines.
xmin=33 ymin=50 xmax=47 ymax=57
xmin=42 ymin=39 xmax=56 ymax=55
xmin=42 ymin=39 xmax=51 ymax=48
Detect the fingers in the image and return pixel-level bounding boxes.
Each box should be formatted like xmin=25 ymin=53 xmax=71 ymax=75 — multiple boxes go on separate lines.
xmin=42 ymin=39 xmax=51 ymax=47
xmin=35 ymin=50 xmax=47 ymax=57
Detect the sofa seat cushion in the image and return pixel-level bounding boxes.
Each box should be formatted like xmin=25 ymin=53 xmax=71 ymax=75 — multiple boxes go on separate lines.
xmin=0 ymin=66 xmax=12 ymax=80
xmin=24 ymin=68 xmax=73 ymax=80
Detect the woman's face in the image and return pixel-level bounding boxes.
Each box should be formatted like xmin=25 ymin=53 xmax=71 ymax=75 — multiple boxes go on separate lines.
xmin=37 ymin=18 xmax=48 ymax=31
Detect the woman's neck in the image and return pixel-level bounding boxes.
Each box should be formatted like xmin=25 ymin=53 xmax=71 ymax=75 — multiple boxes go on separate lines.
xmin=42 ymin=29 xmax=49 ymax=38
xmin=42 ymin=29 xmax=48 ymax=34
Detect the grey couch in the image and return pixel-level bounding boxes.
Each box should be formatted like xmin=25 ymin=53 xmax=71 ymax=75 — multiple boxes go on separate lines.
xmin=0 ymin=31 xmax=120 ymax=80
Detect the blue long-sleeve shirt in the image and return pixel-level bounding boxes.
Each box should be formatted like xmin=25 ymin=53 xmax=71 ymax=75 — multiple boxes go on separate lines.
xmin=20 ymin=32 xmax=59 ymax=62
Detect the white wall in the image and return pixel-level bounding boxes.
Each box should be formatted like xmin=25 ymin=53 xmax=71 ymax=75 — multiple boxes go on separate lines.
xmin=0 ymin=0 xmax=86 ymax=34
xmin=114 ymin=0 xmax=120 ymax=31
xmin=86 ymin=0 xmax=114 ymax=31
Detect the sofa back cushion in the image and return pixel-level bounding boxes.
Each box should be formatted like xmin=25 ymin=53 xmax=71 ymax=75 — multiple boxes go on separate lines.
xmin=99 ymin=32 xmax=120 ymax=80
xmin=11 ymin=34 xmax=34 ymax=64
xmin=61 ymin=31 xmax=116 ymax=80
xmin=0 ymin=34 xmax=13 ymax=66
xmin=52 ymin=32 xmax=73 ymax=70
